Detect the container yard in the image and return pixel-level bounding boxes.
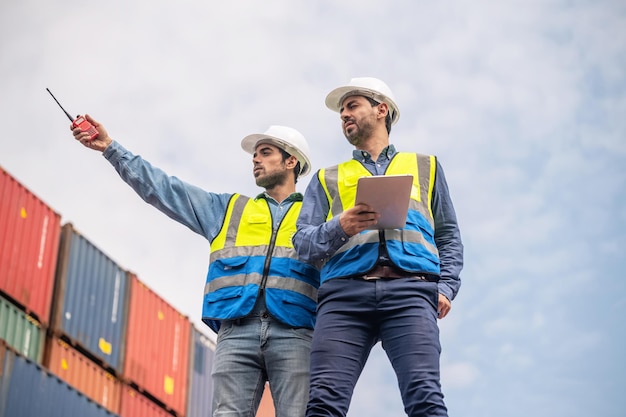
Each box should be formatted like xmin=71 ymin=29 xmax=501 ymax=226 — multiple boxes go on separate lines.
xmin=0 ymin=166 xmax=275 ymax=417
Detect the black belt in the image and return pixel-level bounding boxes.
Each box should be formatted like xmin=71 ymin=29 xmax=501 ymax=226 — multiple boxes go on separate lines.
xmin=358 ymin=265 xmax=438 ymax=282
xmin=227 ymin=310 xmax=271 ymax=325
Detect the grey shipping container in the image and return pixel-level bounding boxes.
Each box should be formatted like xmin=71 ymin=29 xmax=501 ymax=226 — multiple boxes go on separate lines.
xmin=0 ymin=294 xmax=45 ymax=362
xmin=50 ymin=223 xmax=130 ymax=374
xmin=187 ymin=326 xmax=216 ymax=417
xmin=0 ymin=341 xmax=120 ymax=417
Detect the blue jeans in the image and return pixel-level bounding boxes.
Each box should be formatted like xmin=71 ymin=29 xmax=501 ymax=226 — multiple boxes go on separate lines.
xmin=306 ymin=278 xmax=448 ymax=417
xmin=212 ymin=303 xmax=313 ymax=417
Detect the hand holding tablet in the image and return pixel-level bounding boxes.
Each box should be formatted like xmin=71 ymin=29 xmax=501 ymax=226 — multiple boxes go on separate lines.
xmin=354 ymin=174 xmax=413 ymax=229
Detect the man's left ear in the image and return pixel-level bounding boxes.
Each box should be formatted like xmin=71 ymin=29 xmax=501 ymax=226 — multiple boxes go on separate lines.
xmin=286 ymin=155 xmax=298 ymax=169
xmin=377 ymin=102 xmax=389 ymax=119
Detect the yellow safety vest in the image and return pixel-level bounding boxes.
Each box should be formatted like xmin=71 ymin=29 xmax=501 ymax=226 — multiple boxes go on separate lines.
xmin=319 ymin=153 xmax=440 ymax=283
xmin=202 ymin=195 xmax=319 ymax=331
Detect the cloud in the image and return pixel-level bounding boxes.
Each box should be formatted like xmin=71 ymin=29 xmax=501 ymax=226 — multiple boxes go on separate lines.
xmin=2 ymin=1 xmax=626 ymax=417
xmin=442 ymin=361 xmax=480 ymax=389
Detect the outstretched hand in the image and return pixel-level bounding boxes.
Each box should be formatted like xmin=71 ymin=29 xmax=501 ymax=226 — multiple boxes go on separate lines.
xmin=71 ymin=114 xmax=112 ymax=152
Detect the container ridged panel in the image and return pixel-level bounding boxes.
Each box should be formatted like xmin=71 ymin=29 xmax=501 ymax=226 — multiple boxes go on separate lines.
xmin=44 ymin=337 xmax=122 ymax=415
xmin=256 ymin=383 xmax=275 ymax=417
xmin=0 ymin=342 xmax=119 ymax=417
xmin=119 ymin=385 xmax=172 ymax=417
xmin=124 ymin=274 xmax=191 ymax=417
xmin=51 ymin=223 xmax=129 ymax=374
xmin=0 ymin=294 xmax=45 ymax=362
xmin=0 ymin=166 xmax=61 ymax=326
xmin=188 ymin=326 xmax=216 ymax=417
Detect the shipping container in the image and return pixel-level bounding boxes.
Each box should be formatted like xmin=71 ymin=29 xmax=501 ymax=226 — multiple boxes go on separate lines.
xmin=124 ymin=274 xmax=191 ymax=417
xmin=0 ymin=341 xmax=120 ymax=417
xmin=256 ymin=383 xmax=275 ymax=417
xmin=187 ymin=326 xmax=216 ymax=417
xmin=119 ymin=384 xmax=173 ymax=417
xmin=44 ymin=336 xmax=121 ymax=414
xmin=50 ymin=223 xmax=130 ymax=374
xmin=0 ymin=294 xmax=45 ymax=362
xmin=0 ymin=166 xmax=61 ymax=326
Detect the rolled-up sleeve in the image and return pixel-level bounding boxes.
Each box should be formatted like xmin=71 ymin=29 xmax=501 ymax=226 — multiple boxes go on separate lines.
xmin=103 ymin=141 xmax=232 ymax=242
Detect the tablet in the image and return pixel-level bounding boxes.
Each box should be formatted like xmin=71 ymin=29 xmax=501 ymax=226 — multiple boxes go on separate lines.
xmin=354 ymin=174 xmax=413 ymax=229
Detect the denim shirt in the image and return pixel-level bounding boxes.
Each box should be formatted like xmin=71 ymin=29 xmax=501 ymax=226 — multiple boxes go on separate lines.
xmin=103 ymin=141 xmax=301 ymax=243
xmin=292 ymin=144 xmax=463 ymax=302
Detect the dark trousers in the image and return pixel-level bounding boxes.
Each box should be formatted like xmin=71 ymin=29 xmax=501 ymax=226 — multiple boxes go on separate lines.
xmin=306 ymin=277 xmax=448 ymax=417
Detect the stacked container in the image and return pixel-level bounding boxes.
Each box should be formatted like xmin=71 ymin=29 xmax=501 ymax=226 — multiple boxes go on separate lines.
xmin=0 ymin=294 xmax=45 ymax=362
xmin=1 ymin=166 xmax=219 ymax=416
xmin=125 ymin=273 xmax=191 ymax=416
xmin=187 ymin=326 xmax=216 ymax=417
xmin=0 ymin=341 xmax=119 ymax=417
xmin=49 ymin=223 xmax=130 ymax=374
xmin=45 ymin=337 xmax=122 ymax=414
xmin=256 ymin=383 xmax=276 ymax=417
xmin=0 ymin=166 xmax=61 ymax=326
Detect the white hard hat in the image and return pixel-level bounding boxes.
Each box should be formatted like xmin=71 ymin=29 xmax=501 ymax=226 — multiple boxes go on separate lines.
xmin=241 ymin=125 xmax=312 ymax=177
xmin=325 ymin=77 xmax=400 ymax=125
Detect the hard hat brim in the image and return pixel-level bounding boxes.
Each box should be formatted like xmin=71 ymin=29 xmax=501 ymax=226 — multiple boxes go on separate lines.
xmin=325 ymin=86 xmax=400 ymax=125
xmin=241 ymin=134 xmax=311 ymax=177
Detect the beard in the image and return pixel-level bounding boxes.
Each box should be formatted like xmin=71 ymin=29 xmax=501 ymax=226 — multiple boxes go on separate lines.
xmin=255 ymin=168 xmax=288 ymax=189
xmin=344 ymin=116 xmax=376 ymax=147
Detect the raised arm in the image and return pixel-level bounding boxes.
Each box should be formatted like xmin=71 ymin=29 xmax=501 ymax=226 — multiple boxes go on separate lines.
xmin=69 ymin=114 xmax=232 ymax=242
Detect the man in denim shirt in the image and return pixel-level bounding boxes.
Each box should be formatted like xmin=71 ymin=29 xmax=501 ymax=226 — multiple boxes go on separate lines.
xmin=293 ymin=78 xmax=463 ymax=417
xmin=72 ymin=115 xmax=320 ymax=417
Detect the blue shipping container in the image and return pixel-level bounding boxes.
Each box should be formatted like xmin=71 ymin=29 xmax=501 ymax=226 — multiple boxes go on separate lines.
xmin=0 ymin=342 xmax=120 ymax=417
xmin=187 ymin=326 xmax=216 ymax=417
xmin=50 ymin=223 xmax=129 ymax=374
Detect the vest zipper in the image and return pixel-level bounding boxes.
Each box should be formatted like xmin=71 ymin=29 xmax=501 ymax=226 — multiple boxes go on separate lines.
xmin=377 ymin=229 xmax=392 ymax=267
xmin=260 ymin=200 xmax=293 ymax=290
xmin=260 ymin=226 xmax=278 ymax=290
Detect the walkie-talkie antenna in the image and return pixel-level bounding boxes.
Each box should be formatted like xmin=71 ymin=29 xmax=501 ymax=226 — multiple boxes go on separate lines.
xmin=46 ymin=88 xmax=75 ymax=122
xmin=46 ymin=88 xmax=99 ymax=141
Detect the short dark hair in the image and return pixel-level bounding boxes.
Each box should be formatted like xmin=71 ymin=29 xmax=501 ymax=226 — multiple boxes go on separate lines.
xmin=365 ymin=97 xmax=392 ymax=134
xmin=278 ymin=148 xmax=301 ymax=183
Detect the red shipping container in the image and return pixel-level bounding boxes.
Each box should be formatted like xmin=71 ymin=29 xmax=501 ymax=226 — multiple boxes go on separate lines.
xmin=44 ymin=336 xmax=121 ymax=414
xmin=256 ymin=383 xmax=275 ymax=417
xmin=119 ymin=385 xmax=172 ymax=417
xmin=0 ymin=166 xmax=61 ymax=326
xmin=124 ymin=274 xmax=191 ymax=417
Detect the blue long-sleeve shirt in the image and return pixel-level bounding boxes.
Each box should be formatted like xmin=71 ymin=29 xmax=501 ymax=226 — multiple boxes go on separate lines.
xmin=102 ymin=141 xmax=301 ymax=242
xmin=292 ymin=144 xmax=463 ymax=301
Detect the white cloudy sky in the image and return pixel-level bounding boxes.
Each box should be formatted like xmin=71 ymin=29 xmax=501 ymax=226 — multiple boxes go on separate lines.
xmin=2 ymin=1 xmax=625 ymax=416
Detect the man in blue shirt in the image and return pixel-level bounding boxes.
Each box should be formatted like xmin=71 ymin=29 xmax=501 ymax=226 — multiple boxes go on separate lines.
xmin=293 ymin=77 xmax=463 ymax=417
xmin=71 ymin=115 xmax=320 ymax=417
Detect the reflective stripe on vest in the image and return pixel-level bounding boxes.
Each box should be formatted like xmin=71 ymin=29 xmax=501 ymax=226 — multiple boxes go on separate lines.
xmin=319 ymin=153 xmax=440 ymax=281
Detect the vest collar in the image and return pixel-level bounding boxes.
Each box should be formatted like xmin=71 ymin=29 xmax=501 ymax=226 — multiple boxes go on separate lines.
xmin=255 ymin=191 xmax=303 ymax=203
xmin=352 ymin=144 xmax=397 ymax=163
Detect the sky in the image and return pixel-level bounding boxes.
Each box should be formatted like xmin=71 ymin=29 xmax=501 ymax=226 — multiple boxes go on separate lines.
xmin=1 ymin=1 xmax=625 ymax=416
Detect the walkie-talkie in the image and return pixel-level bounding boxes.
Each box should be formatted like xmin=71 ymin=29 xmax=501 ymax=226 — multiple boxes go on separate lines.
xmin=46 ymin=88 xmax=99 ymax=141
